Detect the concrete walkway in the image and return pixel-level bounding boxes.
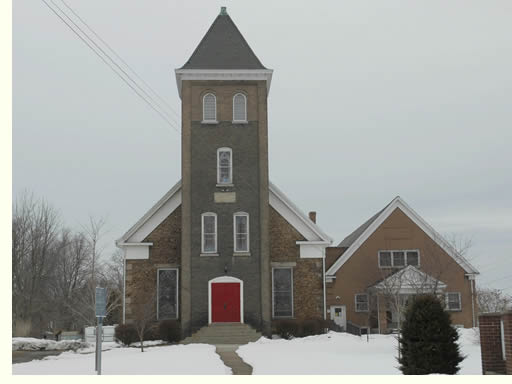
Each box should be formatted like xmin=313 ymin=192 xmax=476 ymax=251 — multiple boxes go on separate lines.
xmin=215 ymin=344 xmax=253 ymax=375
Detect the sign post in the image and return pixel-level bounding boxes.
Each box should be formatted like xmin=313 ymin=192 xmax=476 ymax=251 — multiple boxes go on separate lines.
xmin=95 ymin=287 xmax=107 ymax=375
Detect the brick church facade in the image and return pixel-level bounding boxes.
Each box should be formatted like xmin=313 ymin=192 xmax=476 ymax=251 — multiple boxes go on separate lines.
xmin=117 ymin=8 xmax=479 ymax=337
xmin=117 ymin=8 xmax=331 ymax=336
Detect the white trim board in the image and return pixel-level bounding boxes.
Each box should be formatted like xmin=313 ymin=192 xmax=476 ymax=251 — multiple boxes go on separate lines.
xmin=116 ymin=179 xmax=332 ymax=250
xmin=208 ymin=276 xmax=244 ymax=324
xmin=326 ymin=196 xmax=479 ymax=277
xmin=175 ymin=69 xmax=274 ymax=98
xmin=116 ymin=180 xmax=182 ymax=246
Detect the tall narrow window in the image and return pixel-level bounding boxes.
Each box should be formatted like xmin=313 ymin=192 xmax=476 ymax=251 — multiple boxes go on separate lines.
xmin=234 ymin=212 xmax=249 ymax=253
xmin=217 ymin=148 xmax=232 ymax=184
xmin=272 ymin=268 xmax=293 ymax=317
xmin=233 ymin=93 xmax=247 ymax=122
xmin=157 ymin=269 xmax=178 ymax=319
xmin=203 ymin=93 xmax=216 ymax=122
xmin=201 ymin=213 xmax=217 ymax=253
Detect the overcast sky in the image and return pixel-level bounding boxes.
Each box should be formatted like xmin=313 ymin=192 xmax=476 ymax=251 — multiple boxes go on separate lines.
xmin=13 ymin=1 xmax=512 ymax=294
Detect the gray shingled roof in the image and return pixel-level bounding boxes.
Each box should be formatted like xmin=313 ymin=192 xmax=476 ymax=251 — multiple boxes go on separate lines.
xmin=180 ymin=10 xmax=266 ymax=70
xmin=338 ymin=201 xmax=393 ymax=248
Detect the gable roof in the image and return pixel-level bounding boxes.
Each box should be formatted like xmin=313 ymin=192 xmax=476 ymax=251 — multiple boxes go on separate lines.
xmin=326 ymin=196 xmax=479 ymax=276
xmin=338 ymin=204 xmax=390 ymax=248
xmin=180 ymin=8 xmax=266 ymax=70
xmin=117 ymin=180 xmax=332 ymax=246
xmin=370 ymin=265 xmax=447 ymax=292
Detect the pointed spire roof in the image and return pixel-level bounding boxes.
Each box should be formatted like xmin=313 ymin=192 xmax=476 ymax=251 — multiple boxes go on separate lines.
xmin=180 ymin=7 xmax=266 ymax=70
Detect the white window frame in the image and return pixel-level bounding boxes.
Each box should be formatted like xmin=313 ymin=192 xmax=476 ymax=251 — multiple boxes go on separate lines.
xmin=233 ymin=212 xmax=250 ymax=253
xmin=201 ymin=212 xmax=217 ymax=254
xmin=217 ymin=147 xmax=233 ymax=185
xmin=232 ymin=93 xmax=247 ymax=123
xmin=355 ymin=293 xmax=369 ymax=312
xmin=202 ymin=93 xmax=217 ymax=123
xmin=157 ymin=268 xmax=179 ymax=320
xmin=445 ymin=292 xmax=462 ymax=311
xmin=378 ymin=249 xmax=421 ymax=268
xmin=272 ymin=267 xmax=294 ymax=318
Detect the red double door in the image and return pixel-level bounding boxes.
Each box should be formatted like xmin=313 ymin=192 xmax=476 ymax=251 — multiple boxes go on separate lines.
xmin=211 ymin=282 xmax=241 ymax=322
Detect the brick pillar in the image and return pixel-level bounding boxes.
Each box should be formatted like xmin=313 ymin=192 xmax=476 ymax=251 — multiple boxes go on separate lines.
xmin=503 ymin=312 xmax=512 ymax=374
xmin=479 ymin=313 xmax=506 ymax=374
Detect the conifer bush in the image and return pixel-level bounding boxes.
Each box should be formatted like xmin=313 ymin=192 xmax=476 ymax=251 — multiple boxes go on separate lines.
xmin=115 ymin=324 xmax=138 ymax=346
xmin=398 ymin=294 xmax=464 ymax=375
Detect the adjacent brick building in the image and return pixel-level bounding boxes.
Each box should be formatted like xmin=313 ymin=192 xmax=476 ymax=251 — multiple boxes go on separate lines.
xmin=325 ymin=197 xmax=479 ymax=333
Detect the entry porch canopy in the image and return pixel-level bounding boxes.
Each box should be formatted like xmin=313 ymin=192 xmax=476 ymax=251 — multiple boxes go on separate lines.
xmin=369 ymin=265 xmax=447 ymax=295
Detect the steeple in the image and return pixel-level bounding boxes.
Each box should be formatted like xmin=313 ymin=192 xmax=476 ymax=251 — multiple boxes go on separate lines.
xmin=180 ymin=7 xmax=266 ymax=70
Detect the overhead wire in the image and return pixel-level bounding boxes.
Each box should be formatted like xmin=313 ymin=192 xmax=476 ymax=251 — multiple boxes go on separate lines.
xmin=40 ymin=0 xmax=179 ymax=134
xmin=57 ymin=0 xmax=180 ymax=120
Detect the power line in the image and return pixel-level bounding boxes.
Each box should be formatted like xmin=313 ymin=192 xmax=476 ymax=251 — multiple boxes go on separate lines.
xmin=40 ymin=0 xmax=179 ymax=133
xmin=57 ymin=0 xmax=180 ymax=120
xmin=48 ymin=0 xmax=179 ymax=128
xmin=41 ymin=0 xmax=264 ymax=199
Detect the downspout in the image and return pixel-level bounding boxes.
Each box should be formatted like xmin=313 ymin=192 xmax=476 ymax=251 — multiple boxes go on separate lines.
xmin=470 ymin=277 xmax=476 ymax=328
xmin=123 ymin=257 xmax=126 ymax=324
xmin=322 ymin=253 xmax=327 ymax=320
xmin=377 ymin=294 xmax=381 ymax=334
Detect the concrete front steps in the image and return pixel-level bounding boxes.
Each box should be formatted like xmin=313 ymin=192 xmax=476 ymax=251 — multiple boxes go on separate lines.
xmin=181 ymin=322 xmax=262 ymax=345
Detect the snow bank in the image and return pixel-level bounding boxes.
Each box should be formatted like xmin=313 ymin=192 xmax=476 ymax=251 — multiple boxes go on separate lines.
xmin=12 ymin=338 xmax=90 ymax=352
xmin=13 ymin=344 xmax=231 ymax=375
xmin=237 ymin=329 xmax=482 ymax=375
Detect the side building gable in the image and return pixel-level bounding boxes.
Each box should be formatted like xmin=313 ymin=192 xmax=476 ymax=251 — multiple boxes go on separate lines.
xmin=326 ymin=196 xmax=479 ymax=278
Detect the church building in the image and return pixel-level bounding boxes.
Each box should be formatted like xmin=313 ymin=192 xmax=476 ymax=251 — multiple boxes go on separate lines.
xmin=117 ymin=7 xmax=478 ymax=338
xmin=117 ymin=7 xmax=332 ymax=336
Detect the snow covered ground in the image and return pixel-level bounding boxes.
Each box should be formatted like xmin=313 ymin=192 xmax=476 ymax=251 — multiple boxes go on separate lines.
xmin=237 ymin=328 xmax=482 ymax=375
xmin=13 ymin=344 xmax=231 ymax=375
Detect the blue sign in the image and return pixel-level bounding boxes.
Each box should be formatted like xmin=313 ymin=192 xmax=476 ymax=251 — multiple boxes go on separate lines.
xmin=95 ymin=287 xmax=107 ymax=318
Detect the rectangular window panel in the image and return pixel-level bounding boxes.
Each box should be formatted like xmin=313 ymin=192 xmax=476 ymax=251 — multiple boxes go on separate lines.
xmin=393 ymin=251 xmax=405 ymax=267
xmin=379 ymin=251 xmax=392 ymax=267
xmin=273 ymin=268 xmax=293 ymax=317
xmin=202 ymin=215 xmax=217 ymax=253
xmin=355 ymin=294 xmax=369 ymax=312
xmin=234 ymin=215 xmax=249 ymax=252
xmin=406 ymin=251 xmax=419 ymax=266
xmin=447 ymin=292 xmax=461 ymax=311
xmin=158 ymin=269 xmax=178 ymax=319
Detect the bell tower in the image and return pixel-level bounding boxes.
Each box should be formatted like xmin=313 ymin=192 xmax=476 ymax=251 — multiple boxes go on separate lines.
xmin=175 ymin=7 xmax=273 ymax=334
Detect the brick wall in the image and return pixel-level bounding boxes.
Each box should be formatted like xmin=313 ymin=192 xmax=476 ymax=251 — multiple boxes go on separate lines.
xmin=504 ymin=312 xmax=512 ymax=374
xmin=269 ymin=207 xmax=324 ymax=321
xmin=479 ymin=312 xmax=512 ymax=375
xmin=125 ymin=207 xmax=181 ymax=324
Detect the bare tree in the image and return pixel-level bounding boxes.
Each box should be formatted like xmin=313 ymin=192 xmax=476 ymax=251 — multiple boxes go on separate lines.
xmin=12 ymin=192 xmax=60 ymax=336
xmin=477 ymin=287 xmax=512 ymax=314
xmin=131 ymin=292 xmax=157 ymax=352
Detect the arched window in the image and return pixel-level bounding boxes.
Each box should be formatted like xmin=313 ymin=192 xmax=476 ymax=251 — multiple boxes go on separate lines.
xmin=234 ymin=212 xmax=249 ymax=253
xmin=217 ymin=147 xmax=232 ymax=185
xmin=201 ymin=212 xmax=217 ymax=254
xmin=203 ymin=93 xmax=217 ymax=122
xmin=233 ymin=93 xmax=247 ymax=122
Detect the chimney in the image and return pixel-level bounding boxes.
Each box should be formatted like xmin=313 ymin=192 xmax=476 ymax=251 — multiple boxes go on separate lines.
xmin=220 ymin=6 xmax=227 ymax=15
xmin=309 ymin=211 xmax=317 ymax=223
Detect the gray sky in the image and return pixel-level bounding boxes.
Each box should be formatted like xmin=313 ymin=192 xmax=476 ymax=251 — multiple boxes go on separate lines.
xmin=14 ymin=0 xmax=512 ymax=294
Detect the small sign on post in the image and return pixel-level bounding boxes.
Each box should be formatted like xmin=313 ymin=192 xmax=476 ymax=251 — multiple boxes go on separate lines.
xmin=95 ymin=287 xmax=107 ymax=375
